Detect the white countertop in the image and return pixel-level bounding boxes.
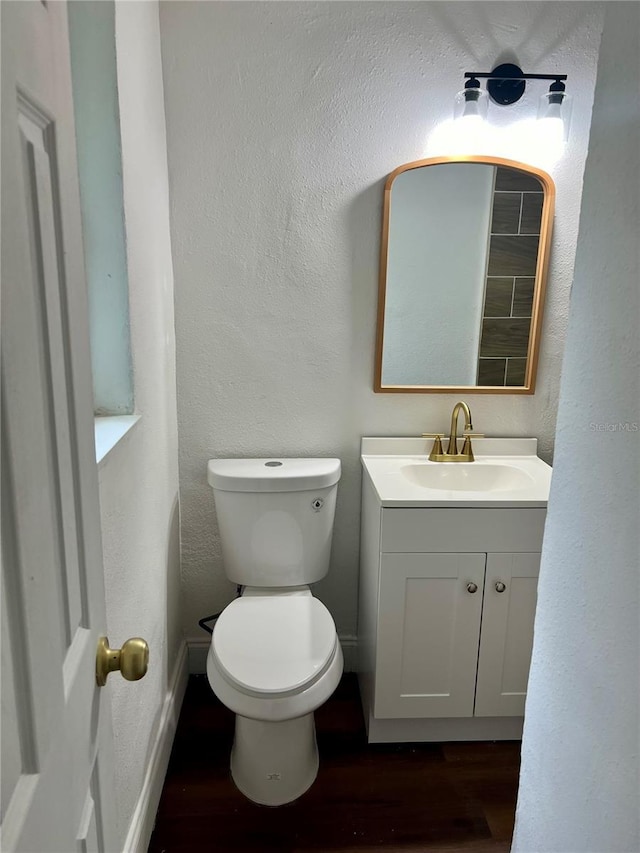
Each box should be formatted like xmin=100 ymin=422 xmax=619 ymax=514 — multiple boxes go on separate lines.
xmin=361 ymin=437 xmax=552 ymax=508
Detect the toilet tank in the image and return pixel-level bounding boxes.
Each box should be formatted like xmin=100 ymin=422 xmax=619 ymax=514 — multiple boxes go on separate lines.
xmin=207 ymin=458 xmax=341 ymax=587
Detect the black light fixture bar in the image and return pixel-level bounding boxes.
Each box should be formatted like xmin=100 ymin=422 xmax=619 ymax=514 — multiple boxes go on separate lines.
xmin=463 ymin=63 xmax=568 ymax=106
xmin=464 ymin=72 xmax=567 ymax=82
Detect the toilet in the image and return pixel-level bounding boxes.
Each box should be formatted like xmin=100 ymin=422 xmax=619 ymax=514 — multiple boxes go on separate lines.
xmin=205 ymin=457 xmax=343 ymax=806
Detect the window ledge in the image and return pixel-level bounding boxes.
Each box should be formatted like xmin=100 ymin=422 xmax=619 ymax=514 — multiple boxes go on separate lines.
xmin=95 ymin=415 xmax=140 ymax=466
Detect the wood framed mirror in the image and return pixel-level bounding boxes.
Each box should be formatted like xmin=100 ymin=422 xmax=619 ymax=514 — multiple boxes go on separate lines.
xmin=374 ymin=156 xmax=555 ymax=394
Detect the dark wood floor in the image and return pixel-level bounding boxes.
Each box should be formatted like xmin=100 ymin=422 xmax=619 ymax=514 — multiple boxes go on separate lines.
xmin=148 ymin=675 xmax=520 ymax=853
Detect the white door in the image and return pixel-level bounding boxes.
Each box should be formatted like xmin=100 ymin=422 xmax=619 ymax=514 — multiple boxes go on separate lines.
xmin=375 ymin=553 xmax=486 ymax=718
xmin=1 ymin=2 xmax=118 ymax=850
xmin=475 ymin=553 xmax=541 ymax=717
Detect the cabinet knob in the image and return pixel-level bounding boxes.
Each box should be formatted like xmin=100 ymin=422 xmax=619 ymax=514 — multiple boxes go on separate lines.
xmin=466 ymin=582 xmax=478 ymax=594
xmin=495 ymin=581 xmax=506 ymax=593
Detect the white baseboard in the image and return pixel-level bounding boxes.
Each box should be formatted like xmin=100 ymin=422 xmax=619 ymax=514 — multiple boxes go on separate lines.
xmin=122 ymin=641 xmax=189 ymax=853
xmin=338 ymin=634 xmax=358 ymax=672
xmin=187 ymin=633 xmax=359 ymax=675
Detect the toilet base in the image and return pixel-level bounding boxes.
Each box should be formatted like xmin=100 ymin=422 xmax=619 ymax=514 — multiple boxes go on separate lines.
xmin=230 ymin=713 xmax=319 ymax=806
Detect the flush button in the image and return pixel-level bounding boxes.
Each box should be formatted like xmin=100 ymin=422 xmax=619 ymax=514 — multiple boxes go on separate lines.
xmin=265 ymin=461 xmax=283 ymax=467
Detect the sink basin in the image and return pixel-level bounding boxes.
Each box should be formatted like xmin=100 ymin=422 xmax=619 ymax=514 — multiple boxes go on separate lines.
xmin=401 ymin=462 xmax=535 ymax=492
xmin=360 ymin=437 xmax=552 ymax=507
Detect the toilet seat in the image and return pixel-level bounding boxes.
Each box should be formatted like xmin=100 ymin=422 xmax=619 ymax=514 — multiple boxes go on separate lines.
xmin=212 ymin=594 xmax=337 ymax=697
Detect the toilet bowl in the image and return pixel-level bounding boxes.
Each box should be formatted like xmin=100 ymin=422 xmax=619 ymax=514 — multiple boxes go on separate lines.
xmin=206 ymin=588 xmax=343 ymax=805
xmin=205 ymin=458 xmax=343 ymax=805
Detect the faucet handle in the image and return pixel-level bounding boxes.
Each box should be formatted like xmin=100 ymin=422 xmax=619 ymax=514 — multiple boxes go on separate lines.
xmin=424 ymin=434 xmax=446 ymax=462
xmin=460 ymin=435 xmax=475 ymax=462
xmin=462 ymin=432 xmax=485 ymax=438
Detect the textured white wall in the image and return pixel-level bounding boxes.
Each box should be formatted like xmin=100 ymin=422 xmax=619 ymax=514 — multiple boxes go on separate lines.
xmin=97 ymin=2 xmax=181 ymax=845
xmin=513 ymin=4 xmax=640 ymax=851
xmin=159 ymin=2 xmax=603 ymax=640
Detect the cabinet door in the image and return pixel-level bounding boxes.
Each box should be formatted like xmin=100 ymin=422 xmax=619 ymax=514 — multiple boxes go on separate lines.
xmin=475 ymin=553 xmax=540 ymax=717
xmin=375 ymin=553 xmax=486 ymax=718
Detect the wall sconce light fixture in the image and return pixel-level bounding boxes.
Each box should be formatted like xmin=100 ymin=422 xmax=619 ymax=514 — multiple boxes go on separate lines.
xmin=455 ymin=63 xmax=571 ymax=143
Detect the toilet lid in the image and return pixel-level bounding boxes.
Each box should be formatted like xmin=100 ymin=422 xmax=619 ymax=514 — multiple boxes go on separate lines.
xmin=212 ymin=596 xmax=337 ymax=695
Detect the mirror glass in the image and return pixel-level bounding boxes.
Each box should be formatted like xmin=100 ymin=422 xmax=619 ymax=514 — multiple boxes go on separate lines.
xmin=375 ymin=157 xmax=554 ymax=393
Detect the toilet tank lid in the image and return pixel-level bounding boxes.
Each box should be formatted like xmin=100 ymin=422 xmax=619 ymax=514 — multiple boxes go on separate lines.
xmin=207 ymin=458 xmax=341 ymax=492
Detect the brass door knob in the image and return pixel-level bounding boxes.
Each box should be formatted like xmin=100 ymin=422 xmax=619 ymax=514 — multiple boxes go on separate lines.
xmin=96 ymin=636 xmax=149 ymax=687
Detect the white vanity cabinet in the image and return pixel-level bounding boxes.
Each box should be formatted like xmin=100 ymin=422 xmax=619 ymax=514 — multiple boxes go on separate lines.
xmin=474 ymin=552 xmax=541 ymax=717
xmin=358 ymin=446 xmax=548 ymax=744
xmin=375 ymin=552 xmax=488 ymax=719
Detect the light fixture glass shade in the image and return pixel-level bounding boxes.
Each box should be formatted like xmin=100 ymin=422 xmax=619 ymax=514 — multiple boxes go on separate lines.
xmin=454 ymin=87 xmax=489 ymax=122
xmin=537 ymin=91 xmax=572 ymax=143
xmin=451 ymin=88 xmax=489 ymax=152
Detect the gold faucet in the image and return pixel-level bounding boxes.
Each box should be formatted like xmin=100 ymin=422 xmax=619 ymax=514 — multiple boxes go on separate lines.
xmin=422 ymin=401 xmax=483 ymax=462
